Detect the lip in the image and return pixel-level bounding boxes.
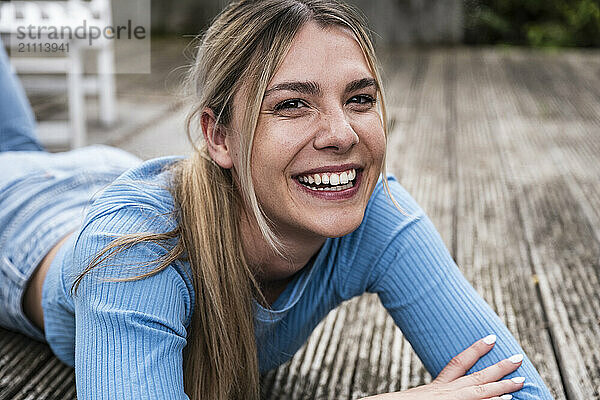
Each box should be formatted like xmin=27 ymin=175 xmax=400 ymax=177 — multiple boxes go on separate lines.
xmin=293 ymin=163 xmax=363 ymax=177
xmin=293 ymin=168 xmax=363 ymax=201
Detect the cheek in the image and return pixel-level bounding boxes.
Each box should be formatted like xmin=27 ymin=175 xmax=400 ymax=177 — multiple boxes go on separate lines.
xmin=355 ymin=115 xmax=386 ymax=157
xmin=262 ymin=122 xmax=308 ymax=150
xmin=370 ymin=129 xmax=386 ymax=155
xmin=250 ymin=137 xmax=295 ymax=197
xmin=252 ymin=121 xmax=308 ymax=169
xmin=252 ymin=137 xmax=290 ymax=177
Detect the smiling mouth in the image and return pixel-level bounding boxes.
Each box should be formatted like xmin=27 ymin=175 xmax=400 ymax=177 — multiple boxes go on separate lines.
xmin=294 ymin=168 xmax=361 ymax=191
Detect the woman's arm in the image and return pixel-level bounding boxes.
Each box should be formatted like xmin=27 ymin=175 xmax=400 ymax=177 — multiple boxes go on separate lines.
xmin=367 ymin=212 xmax=554 ymax=399
xmin=71 ymin=206 xmax=193 ymax=399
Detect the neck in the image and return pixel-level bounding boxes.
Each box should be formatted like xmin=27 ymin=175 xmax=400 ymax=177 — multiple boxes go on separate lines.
xmin=238 ymin=208 xmax=325 ymax=295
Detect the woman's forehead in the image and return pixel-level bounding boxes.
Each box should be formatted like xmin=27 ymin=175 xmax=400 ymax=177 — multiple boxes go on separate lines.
xmin=270 ymin=21 xmax=373 ymax=85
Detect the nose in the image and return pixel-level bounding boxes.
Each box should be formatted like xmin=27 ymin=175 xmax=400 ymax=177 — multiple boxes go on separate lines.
xmin=313 ymin=108 xmax=359 ymax=153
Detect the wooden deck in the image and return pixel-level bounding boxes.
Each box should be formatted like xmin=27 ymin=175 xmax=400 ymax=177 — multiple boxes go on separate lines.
xmin=1 ymin=39 xmax=599 ymax=399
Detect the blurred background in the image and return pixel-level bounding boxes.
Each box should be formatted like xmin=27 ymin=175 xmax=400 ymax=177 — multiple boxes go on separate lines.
xmin=152 ymin=0 xmax=600 ymax=47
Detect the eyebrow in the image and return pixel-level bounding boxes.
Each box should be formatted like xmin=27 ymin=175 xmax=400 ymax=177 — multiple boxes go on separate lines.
xmin=263 ymin=77 xmax=378 ymax=98
xmin=345 ymin=77 xmax=378 ymax=94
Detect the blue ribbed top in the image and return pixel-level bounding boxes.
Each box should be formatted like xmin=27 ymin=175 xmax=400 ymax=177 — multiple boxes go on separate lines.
xmin=41 ymin=155 xmax=553 ymax=399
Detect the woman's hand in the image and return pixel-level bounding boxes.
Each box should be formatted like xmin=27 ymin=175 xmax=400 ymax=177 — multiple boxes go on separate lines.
xmin=360 ymin=335 xmax=525 ymax=400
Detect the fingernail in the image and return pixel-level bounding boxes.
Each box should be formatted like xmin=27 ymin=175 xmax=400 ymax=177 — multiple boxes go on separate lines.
xmin=482 ymin=334 xmax=497 ymax=345
xmin=508 ymin=354 xmax=524 ymax=363
xmin=500 ymin=395 xmax=513 ymax=400
xmin=511 ymin=376 xmax=526 ymax=384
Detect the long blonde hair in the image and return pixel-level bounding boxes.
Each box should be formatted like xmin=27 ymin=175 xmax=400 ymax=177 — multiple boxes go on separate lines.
xmin=72 ymin=1 xmax=404 ymax=399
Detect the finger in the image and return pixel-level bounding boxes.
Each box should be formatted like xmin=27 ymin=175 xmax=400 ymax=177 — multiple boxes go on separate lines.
xmin=434 ymin=334 xmax=497 ymax=383
xmin=454 ymin=353 xmax=524 ymax=386
xmin=482 ymin=396 xmax=513 ymax=400
xmin=461 ymin=377 xmax=525 ymax=399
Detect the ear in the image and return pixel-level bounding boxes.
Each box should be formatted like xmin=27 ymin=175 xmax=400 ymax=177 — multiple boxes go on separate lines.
xmin=200 ymin=107 xmax=234 ymax=169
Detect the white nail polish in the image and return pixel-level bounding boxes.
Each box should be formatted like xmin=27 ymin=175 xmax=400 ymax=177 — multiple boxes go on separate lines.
xmin=511 ymin=376 xmax=526 ymax=384
xmin=500 ymin=395 xmax=513 ymax=400
xmin=482 ymin=334 xmax=497 ymax=345
xmin=508 ymin=354 xmax=524 ymax=363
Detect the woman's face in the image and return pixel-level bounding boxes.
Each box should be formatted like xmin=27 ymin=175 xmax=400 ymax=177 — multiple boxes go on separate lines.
xmin=229 ymin=21 xmax=386 ymax=241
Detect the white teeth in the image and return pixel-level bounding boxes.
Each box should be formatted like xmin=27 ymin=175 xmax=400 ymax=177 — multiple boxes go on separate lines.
xmin=340 ymin=171 xmax=348 ymax=184
xmin=329 ymin=173 xmax=340 ymax=185
xmin=296 ymin=168 xmax=358 ymax=187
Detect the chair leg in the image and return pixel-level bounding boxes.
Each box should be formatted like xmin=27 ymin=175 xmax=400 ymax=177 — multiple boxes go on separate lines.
xmin=68 ymin=46 xmax=86 ymax=148
xmin=97 ymin=45 xmax=116 ymax=126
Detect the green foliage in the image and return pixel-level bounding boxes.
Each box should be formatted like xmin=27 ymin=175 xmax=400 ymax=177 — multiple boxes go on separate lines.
xmin=464 ymin=0 xmax=600 ymax=47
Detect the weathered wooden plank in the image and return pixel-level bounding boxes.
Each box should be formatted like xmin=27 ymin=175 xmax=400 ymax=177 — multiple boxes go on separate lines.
xmin=484 ymin=48 xmax=599 ymax=398
xmin=350 ymin=295 xmax=384 ymax=399
xmin=11 ymin=357 xmax=76 ymax=400
xmin=0 ymin=330 xmax=75 ymax=400
xmin=453 ymin=48 xmax=566 ymax=397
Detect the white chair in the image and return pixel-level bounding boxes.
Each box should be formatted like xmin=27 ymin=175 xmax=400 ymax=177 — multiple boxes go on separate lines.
xmin=0 ymin=0 xmax=116 ymax=148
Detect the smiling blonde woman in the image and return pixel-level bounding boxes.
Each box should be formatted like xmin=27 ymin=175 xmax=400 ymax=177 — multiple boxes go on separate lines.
xmin=0 ymin=1 xmax=554 ymax=399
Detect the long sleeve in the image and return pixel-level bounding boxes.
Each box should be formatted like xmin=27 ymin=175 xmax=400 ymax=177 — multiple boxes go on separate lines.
xmin=71 ymin=204 xmax=193 ymax=400
xmin=367 ymin=208 xmax=554 ymax=398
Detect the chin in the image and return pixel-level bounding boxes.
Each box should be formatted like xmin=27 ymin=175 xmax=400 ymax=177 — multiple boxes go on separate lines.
xmin=307 ymin=212 xmax=365 ymax=238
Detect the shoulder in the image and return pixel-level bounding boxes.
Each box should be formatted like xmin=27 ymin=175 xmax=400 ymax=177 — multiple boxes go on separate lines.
xmin=73 ymin=154 xmax=187 ymax=267
xmin=96 ymin=155 xmax=184 ymax=207
xmin=364 ymin=174 xmax=424 ymax=229
xmin=80 ymin=155 xmax=185 ymax=230
xmin=70 ymin=155 xmax=194 ymax=325
xmin=333 ymin=173 xmax=427 ymax=297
